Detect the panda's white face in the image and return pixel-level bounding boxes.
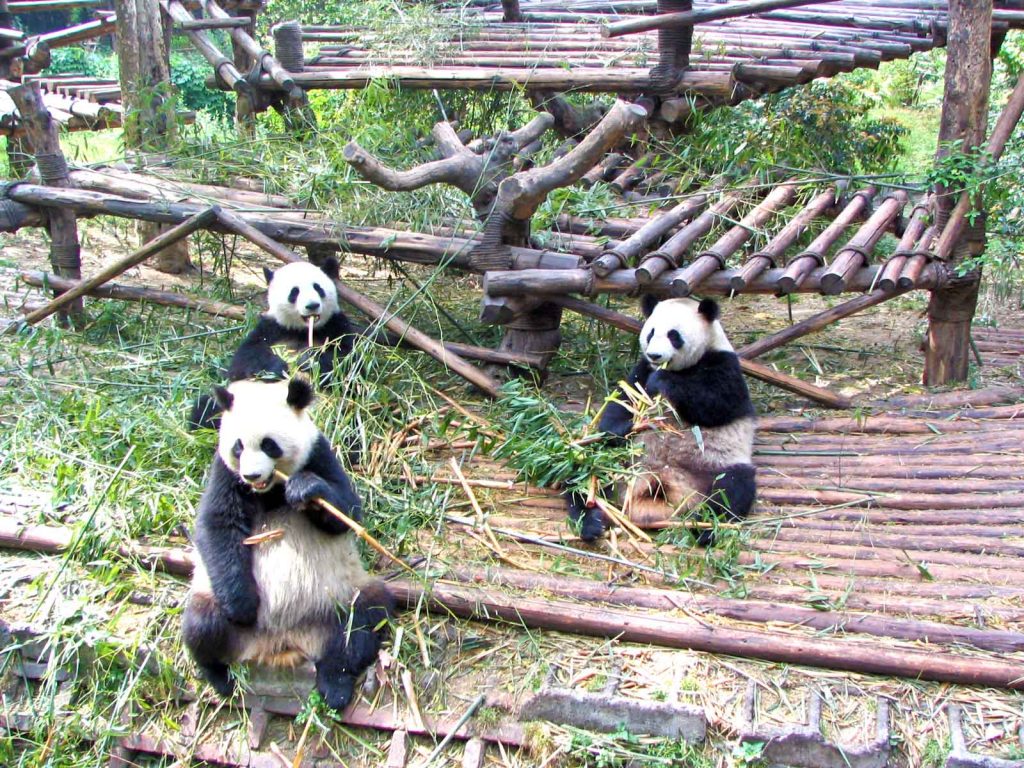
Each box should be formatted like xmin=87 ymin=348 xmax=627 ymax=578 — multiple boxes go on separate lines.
xmin=215 ymin=378 xmax=319 ymax=492
xmin=640 ymin=298 xmax=733 ymax=372
xmin=265 ymin=262 xmax=340 ymax=332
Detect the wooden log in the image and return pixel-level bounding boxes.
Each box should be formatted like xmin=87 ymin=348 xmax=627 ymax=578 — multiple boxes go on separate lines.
xmin=161 ymin=0 xmax=248 ymax=94
xmin=14 ymin=268 xmax=247 ymax=319
xmin=736 ymin=287 xmax=912 ymax=359
xmin=546 ymin=295 xmax=850 ymax=408
xmin=820 ymin=191 xmax=907 ymax=295
xmin=9 ymin=0 xmax=108 ymax=10
xmin=934 ymin=71 xmax=1024 ymax=262
xmin=8 ymin=81 xmax=82 ymax=322
xmin=596 ymin=187 xmax=713 ymax=275
xmin=18 ymin=207 xmax=217 ymax=326
xmin=446 ymin=566 xmax=1024 ymax=653
xmin=2 ymin=183 xmax=578 ymax=272
xmin=212 ymin=207 xmax=503 ymax=398
xmin=732 ymin=188 xmax=837 ymax=292
xmin=175 ymin=17 xmax=252 ymax=30
xmin=777 ymin=186 xmax=876 ymax=294
xmin=202 ymin=0 xmax=302 ymax=100
xmin=672 ymin=182 xmax=798 ymax=295
xmin=637 ymin=194 xmax=741 ymax=284
xmin=390 ymin=579 xmax=1024 ymax=689
xmin=605 ymin=0 xmax=841 ymax=36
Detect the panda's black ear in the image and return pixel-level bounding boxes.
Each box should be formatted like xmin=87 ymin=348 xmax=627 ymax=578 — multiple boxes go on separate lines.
xmin=262 ymin=266 xmax=275 ymax=285
xmin=641 ymin=294 xmax=659 ymax=318
xmin=697 ymin=298 xmax=720 ymax=323
xmin=286 ymin=376 xmax=315 ymax=411
xmin=319 ymin=256 xmax=340 ymax=281
xmin=213 ymin=386 xmax=233 ymax=412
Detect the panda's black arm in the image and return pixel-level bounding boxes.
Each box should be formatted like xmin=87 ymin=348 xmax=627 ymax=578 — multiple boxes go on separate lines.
xmin=228 ymin=317 xmax=290 ymax=381
xmin=647 ymin=351 xmax=755 ymax=427
xmin=194 ymin=457 xmax=261 ymax=625
xmin=285 ymin=435 xmax=362 ymax=535
xmin=597 ymin=357 xmax=652 ymax=442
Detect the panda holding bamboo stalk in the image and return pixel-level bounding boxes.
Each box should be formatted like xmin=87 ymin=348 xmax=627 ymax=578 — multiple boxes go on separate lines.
xmin=183 ymin=375 xmax=392 ymax=709
xmin=567 ymin=295 xmax=757 ymax=545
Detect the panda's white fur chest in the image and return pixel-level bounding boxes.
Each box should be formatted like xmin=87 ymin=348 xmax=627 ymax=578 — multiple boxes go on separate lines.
xmin=190 ymin=511 xmax=369 ymax=631
xmin=637 ymin=413 xmax=754 ymax=473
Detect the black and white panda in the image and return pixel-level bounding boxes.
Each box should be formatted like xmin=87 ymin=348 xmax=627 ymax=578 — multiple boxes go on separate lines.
xmin=182 ymin=376 xmax=392 ymax=709
xmin=569 ymin=295 xmax=756 ymax=545
xmin=189 ymin=258 xmax=353 ymax=429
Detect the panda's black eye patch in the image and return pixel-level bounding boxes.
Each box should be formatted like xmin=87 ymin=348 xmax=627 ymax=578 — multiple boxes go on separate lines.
xmin=667 ymin=330 xmax=684 ymax=349
xmin=288 ymin=287 xmax=300 ymax=304
xmin=313 ymin=283 xmax=326 ymax=299
xmin=646 ymin=328 xmax=655 ymax=344
xmin=260 ymin=438 xmax=283 ymax=458
xmin=232 ymin=439 xmax=243 ymax=458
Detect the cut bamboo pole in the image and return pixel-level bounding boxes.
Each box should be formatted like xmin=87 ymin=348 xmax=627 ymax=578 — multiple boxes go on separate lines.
xmin=606 ymin=0 xmax=842 ymax=35
xmin=17 ymin=207 xmax=218 ymax=326
xmin=212 ymin=207 xmax=502 ymax=398
xmin=672 ymin=182 xmax=798 ymax=296
xmin=820 ymin=191 xmax=907 ymax=295
xmin=636 ymin=193 xmax=741 ymax=285
xmin=732 ymin=188 xmax=837 ymax=292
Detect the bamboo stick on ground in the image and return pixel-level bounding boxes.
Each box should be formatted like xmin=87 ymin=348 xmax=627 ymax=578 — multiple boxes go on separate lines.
xmin=441 ymin=566 xmax=1024 ymax=653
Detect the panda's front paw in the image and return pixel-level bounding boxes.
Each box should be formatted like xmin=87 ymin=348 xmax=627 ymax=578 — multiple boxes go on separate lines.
xmin=286 ymin=472 xmax=331 ymax=508
xmin=645 ymin=368 xmax=671 ymax=397
xmin=222 ymin=592 xmax=260 ymax=626
xmin=318 ymin=673 xmax=356 ymax=711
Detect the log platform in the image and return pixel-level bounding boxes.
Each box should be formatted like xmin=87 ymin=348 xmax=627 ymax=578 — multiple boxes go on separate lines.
xmin=214 ymin=0 xmax=1024 ymax=105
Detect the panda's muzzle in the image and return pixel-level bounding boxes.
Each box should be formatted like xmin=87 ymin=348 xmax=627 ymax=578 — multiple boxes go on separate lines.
xmin=243 ymin=471 xmax=273 ymax=492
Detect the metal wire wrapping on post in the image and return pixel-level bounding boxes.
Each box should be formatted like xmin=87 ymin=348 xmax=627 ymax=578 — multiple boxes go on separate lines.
xmin=273 ymin=21 xmax=304 ymax=72
xmin=35 ymin=152 xmax=69 ymax=183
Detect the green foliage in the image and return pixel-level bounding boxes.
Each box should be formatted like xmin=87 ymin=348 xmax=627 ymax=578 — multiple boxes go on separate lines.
xmin=45 ymin=46 xmax=115 ymax=78
xmin=566 ymin=726 xmax=713 ymax=767
xmin=485 ymin=380 xmax=636 ymax=497
xmin=169 ymin=52 xmax=234 ymax=120
xmin=659 ymin=80 xmax=905 ymax=177
xmin=732 ymin=740 xmax=768 ymax=767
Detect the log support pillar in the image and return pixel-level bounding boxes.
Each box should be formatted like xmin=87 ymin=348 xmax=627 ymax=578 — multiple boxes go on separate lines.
xmin=650 ymin=0 xmax=692 ymax=93
xmin=231 ymin=5 xmax=259 ymax=133
xmin=116 ymin=0 xmax=193 ymax=274
xmin=8 ymin=82 xmax=83 ymax=325
xmin=924 ymin=0 xmax=992 ymax=385
xmin=272 ymin=20 xmax=316 ymax=133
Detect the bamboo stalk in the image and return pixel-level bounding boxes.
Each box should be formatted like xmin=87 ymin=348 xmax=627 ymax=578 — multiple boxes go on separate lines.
xmin=18 ymin=207 xmax=218 ymax=327
xmin=820 ymin=191 xmax=907 ymax=295
xmin=271 ymin=469 xmax=413 ymax=574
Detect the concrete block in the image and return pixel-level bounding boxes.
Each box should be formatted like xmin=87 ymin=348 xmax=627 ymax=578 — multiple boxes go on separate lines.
xmin=740 ymin=684 xmax=890 ymax=768
xmin=946 ymin=705 xmax=1024 ymax=768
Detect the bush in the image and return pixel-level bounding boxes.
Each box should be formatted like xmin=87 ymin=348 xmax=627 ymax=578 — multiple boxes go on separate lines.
xmin=169 ymin=52 xmax=234 ymax=121
xmin=45 ymin=47 xmax=115 ymax=78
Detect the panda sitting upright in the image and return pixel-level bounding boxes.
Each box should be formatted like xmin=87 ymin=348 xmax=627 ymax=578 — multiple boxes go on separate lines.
xmin=182 ymin=376 xmax=392 ymax=709
xmin=569 ymin=295 xmax=756 ymax=544
xmin=190 ymin=258 xmax=354 ymax=429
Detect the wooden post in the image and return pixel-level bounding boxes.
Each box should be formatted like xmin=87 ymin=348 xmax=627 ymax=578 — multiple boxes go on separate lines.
xmin=924 ymin=0 xmax=992 ymax=385
xmin=8 ymin=82 xmax=83 ymax=325
xmin=114 ymin=0 xmax=192 ymax=274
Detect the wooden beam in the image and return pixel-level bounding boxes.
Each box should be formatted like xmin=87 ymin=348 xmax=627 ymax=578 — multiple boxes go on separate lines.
xmin=604 ymin=0 xmax=841 ymax=37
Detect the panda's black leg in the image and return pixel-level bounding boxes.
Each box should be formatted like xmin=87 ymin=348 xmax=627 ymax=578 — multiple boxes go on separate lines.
xmin=698 ymin=464 xmax=757 ymax=547
xmin=187 ymin=394 xmax=223 ymax=432
xmin=314 ymin=584 xmax=393 ymax=711
xmin=565 ymin=489 xmax=609 ymax=542
xmin=182 ymin=594 xmax=238 ymax=697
